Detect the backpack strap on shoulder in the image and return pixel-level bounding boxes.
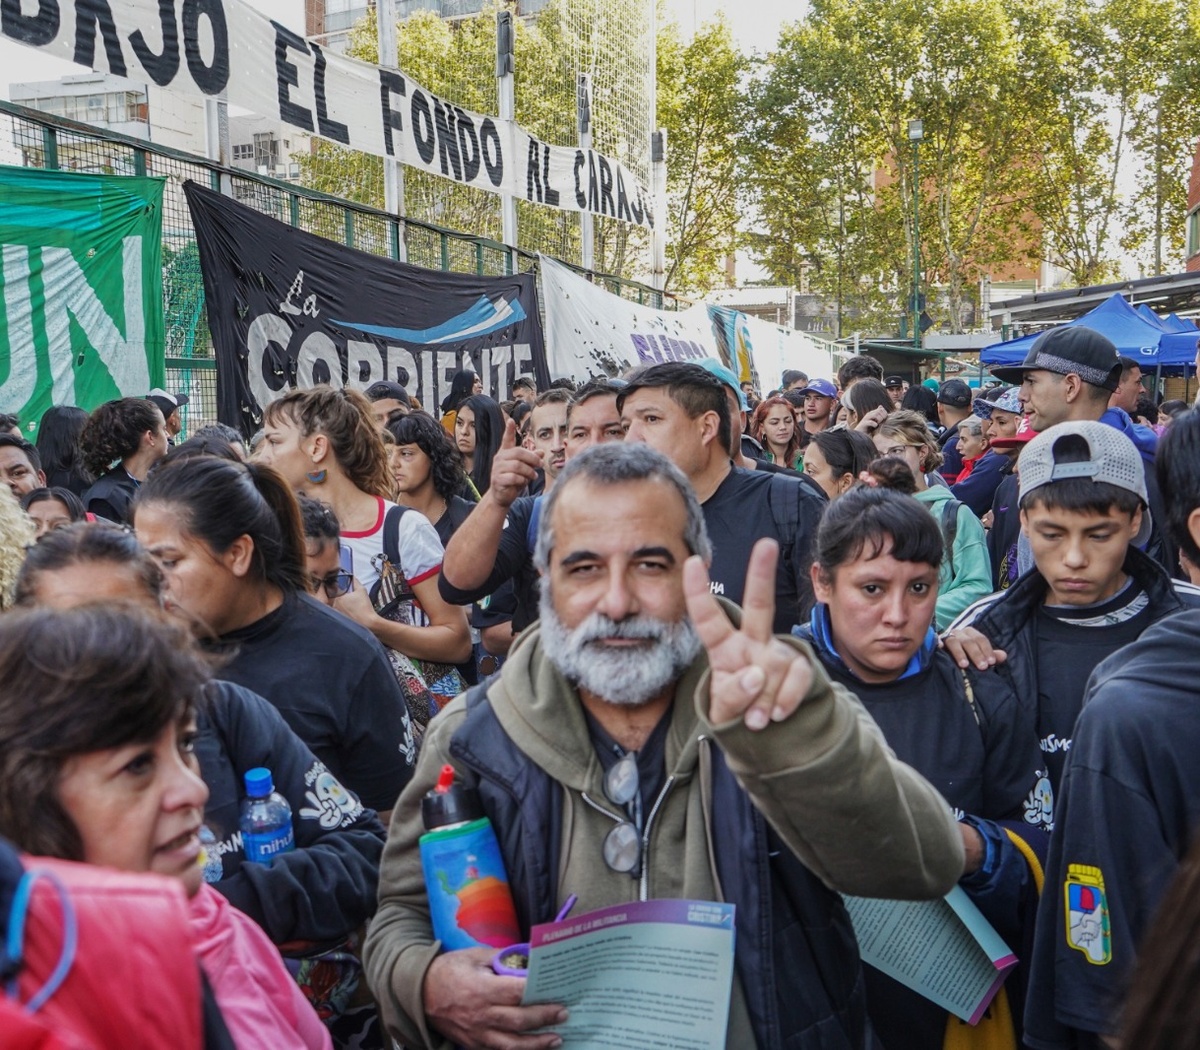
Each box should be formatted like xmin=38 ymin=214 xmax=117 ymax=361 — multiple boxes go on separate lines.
xmin=766 ymin=473 xmax=801 ymax=545
xmin=381 ymin=503 xmax=409 ymax=571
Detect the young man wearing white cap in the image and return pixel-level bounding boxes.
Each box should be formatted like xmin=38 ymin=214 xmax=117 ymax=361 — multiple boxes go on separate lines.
xmin=1024 ymin=409 xmax=1200 ymax=1050
xmin=947 ymin=421 xmax=1200 ymax=833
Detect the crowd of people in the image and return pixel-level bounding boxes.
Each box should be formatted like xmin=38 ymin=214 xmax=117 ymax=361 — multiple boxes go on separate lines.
xmin=1 ymin=330 xmax=1199 ymax=1050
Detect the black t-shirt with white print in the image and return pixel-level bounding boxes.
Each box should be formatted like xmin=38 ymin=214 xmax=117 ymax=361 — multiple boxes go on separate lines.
xmin=211 ymin=591 xmax=416 ymax=813
xmin=1033 ymin=580 xmax=1153 ymax=806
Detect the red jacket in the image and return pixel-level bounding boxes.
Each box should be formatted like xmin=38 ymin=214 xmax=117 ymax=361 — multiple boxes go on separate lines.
xmin=9 ymin=858 xmax=202 ymax=1050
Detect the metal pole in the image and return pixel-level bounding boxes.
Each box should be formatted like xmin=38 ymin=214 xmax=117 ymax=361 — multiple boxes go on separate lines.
xmin=651 ymin=129 xmax=667 ymax=291
xmin=497 ymin=11 xmax=517 ymax=249
xmin=578 ymin=73 xmax=593 ymax=271
xmin=912 ymin=135 xmax=921 ymax=352
xmin=378 ymin=0 xmax=406 ymax=261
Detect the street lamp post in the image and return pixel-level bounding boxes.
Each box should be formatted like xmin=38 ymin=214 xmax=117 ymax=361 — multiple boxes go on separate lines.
xmin=908 ymin=119 xmax=923 ymax=354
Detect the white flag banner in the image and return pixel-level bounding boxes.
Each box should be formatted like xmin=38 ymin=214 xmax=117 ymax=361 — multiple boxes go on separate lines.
xmin=539 ymin=254 xmax=718 ymax=381
xmin=736 ymin=313 xmax=839 ymax=389
xmin=0 ymin=0 xmax=654 ymax=228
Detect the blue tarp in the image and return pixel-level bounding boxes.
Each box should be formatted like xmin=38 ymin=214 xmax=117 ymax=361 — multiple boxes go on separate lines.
xmin=982 ymin=293 xmax=1198 ymax=368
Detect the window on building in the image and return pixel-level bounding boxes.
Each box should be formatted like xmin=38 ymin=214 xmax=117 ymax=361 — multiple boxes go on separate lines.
xmin=253 ymin=132 xmax=278 ymax=170
xmin=1188 ymin=208 xmax=1200 ymax=260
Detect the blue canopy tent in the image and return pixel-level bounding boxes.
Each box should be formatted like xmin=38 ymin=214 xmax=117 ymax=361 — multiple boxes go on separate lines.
xmin=982 ymin=293 xmax=1180 ymax=367
xmin=1135 ymin=305 xmax=1199 ymax=335
xmin=1158 ymin=329 xmax=1200 ymax=367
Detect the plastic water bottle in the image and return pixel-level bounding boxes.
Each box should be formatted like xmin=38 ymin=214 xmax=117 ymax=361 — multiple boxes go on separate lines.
xmin=419 ymin=764 xmax=520 ymax=951
xmin=239 ymin=767 xmax=295 ymax=865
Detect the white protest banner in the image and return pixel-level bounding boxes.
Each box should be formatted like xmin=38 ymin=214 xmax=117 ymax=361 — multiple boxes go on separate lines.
xmin=0 ymin=0 xmax=653 ymax=228
xmin=539 ymin=254 xmax=718 ymax=381
xmin=728 ymin=310 xmax=839 ymax=389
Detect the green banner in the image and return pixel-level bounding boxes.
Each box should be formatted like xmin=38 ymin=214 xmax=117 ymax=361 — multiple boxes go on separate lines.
xmin=0 ymin=165 xmax=165 ymax=429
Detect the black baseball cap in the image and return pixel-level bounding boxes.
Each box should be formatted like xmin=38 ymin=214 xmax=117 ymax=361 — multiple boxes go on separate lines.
xmin=936 ymin=379 xmax=972 ymax=408
xmin=991 ymin=326 xmax=1122 ymax=392
xmin=364 ymin=380 xmax=410 ymax=402
xmin=884 ymin=375 xmax=905 ymax=389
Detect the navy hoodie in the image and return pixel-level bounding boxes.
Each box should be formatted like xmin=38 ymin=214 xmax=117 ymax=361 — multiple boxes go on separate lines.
xmin=797 ymin=609 xmax=1044 ymax=1050
xmin=195 ymin=681 xmax=386 ymax=946
xmin=1025 ymin=610 xmax=1200 ymax=1048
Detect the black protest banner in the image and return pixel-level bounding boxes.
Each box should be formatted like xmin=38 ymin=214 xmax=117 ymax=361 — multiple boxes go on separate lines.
xmin=184 ymin=182 xmax=546 ymax=434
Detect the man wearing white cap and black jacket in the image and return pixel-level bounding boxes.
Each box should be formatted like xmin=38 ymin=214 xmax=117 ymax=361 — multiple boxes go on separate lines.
xmin=146 ymin=388 xmax=189 ymax=442
xmin=946 ymin=421 xmax=1200 ymax=835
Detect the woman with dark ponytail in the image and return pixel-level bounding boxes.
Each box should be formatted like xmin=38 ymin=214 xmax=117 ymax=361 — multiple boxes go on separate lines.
xmin=439 ymin=368 xmax=480 ymax=434
xmin=80 ymin=397 xmax=170 ymax=524
xmin=35 ymin=404 xmax=93 ymax=495
xmin=134 ymin=454 xmax=416 ymax=819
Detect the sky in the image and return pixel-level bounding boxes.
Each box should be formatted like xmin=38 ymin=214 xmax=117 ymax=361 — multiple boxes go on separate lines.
xmin=669 ymin=0 xmax=795 ymax=53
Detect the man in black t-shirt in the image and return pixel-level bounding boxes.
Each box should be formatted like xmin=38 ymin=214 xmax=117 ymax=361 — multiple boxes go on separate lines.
xmin=619 ymin=362 xmax=826 ymax=632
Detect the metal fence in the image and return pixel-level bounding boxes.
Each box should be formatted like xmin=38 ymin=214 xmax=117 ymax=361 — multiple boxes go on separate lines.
xmin=0 ymin=100 xmax=682 ymax=437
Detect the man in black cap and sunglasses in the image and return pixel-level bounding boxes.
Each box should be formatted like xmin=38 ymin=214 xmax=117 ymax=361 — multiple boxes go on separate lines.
xmin=366 ymin=442 xmax=965 ymax=1050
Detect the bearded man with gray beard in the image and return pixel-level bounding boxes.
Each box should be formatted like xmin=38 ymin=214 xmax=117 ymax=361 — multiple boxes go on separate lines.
xmin=365 ymin=443 xmax=966 ymax=1050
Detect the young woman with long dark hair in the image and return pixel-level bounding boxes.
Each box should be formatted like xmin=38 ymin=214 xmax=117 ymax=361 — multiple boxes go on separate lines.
xmin=133 ymin=453 xmax=417 ymax=820
xmin=454 ymin=394 xmax=505 ymax=496
xmin=750 ymin=396 xmax=803 ymax=469
xmin=35 ymin=404 xmax=93 ymax=495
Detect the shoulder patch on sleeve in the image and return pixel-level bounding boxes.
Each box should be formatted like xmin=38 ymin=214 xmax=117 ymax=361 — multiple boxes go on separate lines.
xmin=1065 ymin=864 xmax=1112 ymax=965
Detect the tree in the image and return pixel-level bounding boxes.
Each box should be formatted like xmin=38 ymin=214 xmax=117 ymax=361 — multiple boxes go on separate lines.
xmin=656 ymin=16 xmax=748 ymax=294
xmin=746 ymin=0 xmax=1059 ymax=335
xmin=1108 ymin=0 xmax=1200 ymax=274
xmin=292 ymin=0 xmax=747 ymax=290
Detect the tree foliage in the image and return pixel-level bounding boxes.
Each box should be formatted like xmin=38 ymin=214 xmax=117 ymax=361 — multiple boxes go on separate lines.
xmin=744 ymin=0 xmax=1200 ymax=334
xmin=746 ymin=0 xmax=1052 ymax=334
xmin=656 ymin=15 xmax=748 ymax=294
xmin=292 ymin=0 xmax=749 ymax=291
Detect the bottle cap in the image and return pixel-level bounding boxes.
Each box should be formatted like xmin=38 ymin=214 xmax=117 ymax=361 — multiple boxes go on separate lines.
xmin=422 ymin=764 xmax=483 ymax=829
xmin=244 ymin=767 xmax=274 ymax=798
